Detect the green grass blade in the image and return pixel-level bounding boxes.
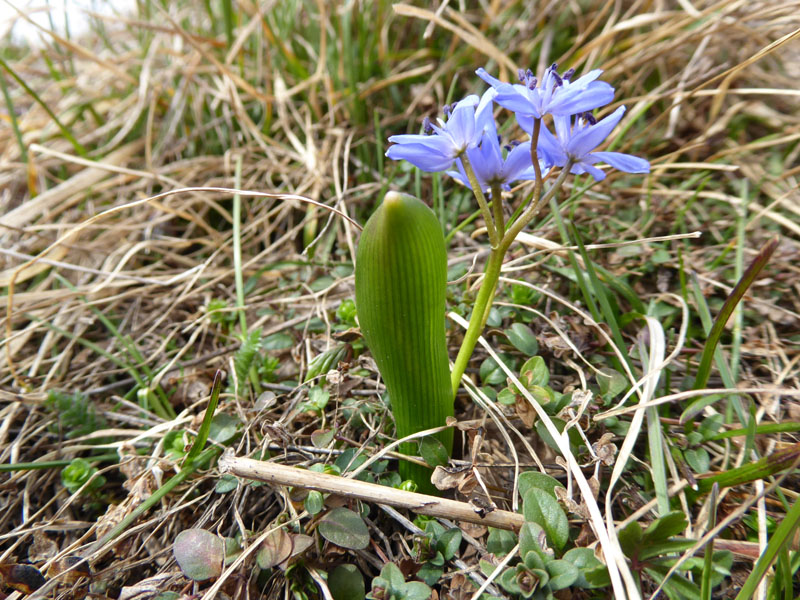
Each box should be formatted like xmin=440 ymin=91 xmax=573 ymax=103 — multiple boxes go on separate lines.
xmin=693 ymin=236 xmax=779 ymax=391
xmin=0 ymin=72 xmax=27 ymax=162
xmin=695 ymin=443 xmax=800 ymax=494
xmin=700 ymin=482 xmax=719 ymax=600
xmin=232 ymin=156 xmax=247 ymax=333
xmin=735 ymin=495 xmax=800 ymax=600
xmin=0 ymin=56 xmax=87 ymax=157
xmin=184 ymin=370 xmax=223 ymax=465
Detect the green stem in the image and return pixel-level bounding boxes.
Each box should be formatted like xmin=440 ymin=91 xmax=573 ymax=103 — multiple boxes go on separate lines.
xmin=450 ymin=247 xmax=504 ymax=394
xmin=450 ymin=154 xmax=574 ymax=395
xmin=491 ymin=183 xmax=505 ymax=238
xmin=461 ymin=153 xmax=498 ymax=248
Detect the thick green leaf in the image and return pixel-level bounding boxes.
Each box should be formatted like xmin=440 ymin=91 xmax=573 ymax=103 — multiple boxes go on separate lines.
xmin=522 ymin=488 xmax=569 ymax=551
xmin=355 ymin=193 xmax=453 ymax=494
xmin=563 ymin=547 xmax=610 ymax=589
xmin=304 ymin=491 xmax=325 ymax=515
xmin=519 ymin=521 xmax=547 ymax=560
xmin=318 ymin=508 xmax=369 ymax=550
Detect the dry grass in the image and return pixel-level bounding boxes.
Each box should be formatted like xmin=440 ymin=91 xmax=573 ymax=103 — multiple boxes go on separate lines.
xmin=1 ymin=1 xmax=799 ymax=599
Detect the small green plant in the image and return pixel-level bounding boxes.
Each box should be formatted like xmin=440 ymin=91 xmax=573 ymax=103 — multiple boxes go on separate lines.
xmin=367 ymin=562 xmax=432 ymax=600
xmin=46 ymin=390 xmax=106 ymax=439
xmin=61 ymin=458 xmax=106 ymax=496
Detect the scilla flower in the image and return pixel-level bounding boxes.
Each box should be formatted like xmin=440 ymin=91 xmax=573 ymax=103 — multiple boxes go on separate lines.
xmin=531 ymin=106 xmax=650 ymax=181
xmin=446 ymin=134 xmax=541 ymax=194
xmin=385 ymin=89 xmax=495 ymax=172
xmin=477 ymin=64 xmax=614 ymax=119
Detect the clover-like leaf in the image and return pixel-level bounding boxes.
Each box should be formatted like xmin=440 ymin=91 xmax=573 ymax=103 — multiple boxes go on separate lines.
xmin=318 ymin=507 xmax=370 ymax=550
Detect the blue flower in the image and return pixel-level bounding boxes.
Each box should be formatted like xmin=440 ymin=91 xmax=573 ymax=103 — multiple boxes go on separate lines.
xmin=477 ymin=64 xmax=615 ymax=119
xmin=530 ymin=106 xmax=650 ymax=181
xmin=386 ymin=90 xmax=495 ymax=172
xmin=446 ymin=133 xmax=541 ymax=194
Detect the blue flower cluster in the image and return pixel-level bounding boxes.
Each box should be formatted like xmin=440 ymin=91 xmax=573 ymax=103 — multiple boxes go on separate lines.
xmin=386 ymin=64 xmax=649 ymax=188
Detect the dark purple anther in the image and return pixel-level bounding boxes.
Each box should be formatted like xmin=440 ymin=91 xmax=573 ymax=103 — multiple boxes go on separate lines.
xmin=562 ymin=68 xmax=575 ymax=81
xmin=422 ymin=116 xmax=434 ymax=135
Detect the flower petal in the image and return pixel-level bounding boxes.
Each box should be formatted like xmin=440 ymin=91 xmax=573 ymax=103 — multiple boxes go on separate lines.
xmin=447 ymin=101 xmax=477 ymax=150
xmin=536 ymin=126 xmax=567 ymax=168
xmin=590 ymin=151 xmax=650 ymax=174
xmin=571 ymin=160 xmax=606 ymax=181
xmin=476 ymin=68 xmax=504 ymax=88
xmin=386 ymin=140 xmax=454 ymax=172
xmin=493 ymin=86 xmax=540 ymax=117
xmin=502 ymin=142 xmax=535 ymax=182
xmin=552 ymin=81 xmax=615 ymax=115
xmin=568 ymin=106 xmax=626 ymax=156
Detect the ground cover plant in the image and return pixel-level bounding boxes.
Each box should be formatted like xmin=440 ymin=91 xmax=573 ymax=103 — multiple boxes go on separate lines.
xmin=1 ymin=1 xmax=800 ymax=599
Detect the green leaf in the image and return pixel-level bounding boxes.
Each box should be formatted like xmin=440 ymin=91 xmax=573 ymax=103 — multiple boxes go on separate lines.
xmin=597 ymin=367 xmax=627 ymax=399
xmin=684 ymin=447 xmax=710 ymax=473
xmin=304 ymin=491 xmax=325 ymax=515
xmin=214 ymin=474 xmax=239 ymax=494
xmin=355 ymin=193 xmax=454 ymax=494
xmin=404 ymin=582 xmax=433 ymax=600
xmin=643 ymin=511 xmax=688 ymax=543
xmin=318 ymin=508 xmax=370 ymax=550
xmin=416 ymin=562 xmax=444 ymax=586
xmin=519 ymin=522 xmax=546 ymax=560
xmin=262 ymin=332 xmax=294 ymax=350
xmin=480 ymin=355 xmax=511 ymax=385
xmin=208 ymin=413 xmax=240 ymax=444
xmin=328 ymin=564 xmax=365 ymax=600
xmin=518 ymin=471 xmax=565 ymax=500
xmin=618 ymin=521 xmax=643 ymax=557
xmin=520 ymin=356 xmax=549 ymax=387
xmin=522 ymin=488 xmax=569 ymax=551
xmin=563 ymin=547 xmax=610 ymax=588
xmin=305 ymin=344 xmax=348 ymax=381
xmin=486 ymin=527 xmax=518 ymax=557
xmin=546 ymin=559 xmax=580 ymax=590
xmin=506 ymin=323 xmax=539 ymax=355
xmin=437 ymin=529 xmax=462 ymax=560
xmin=497 ymin=387 xmax=517 ymax=405
xmin=419 ymin=436 xmax=449 ymax=468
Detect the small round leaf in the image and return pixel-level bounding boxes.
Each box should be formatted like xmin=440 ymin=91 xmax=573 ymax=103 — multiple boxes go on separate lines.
xmin=256 ymin=527 xmax=294 ymax=569
xmin=318 ymin=508 xmax=369 ymax=550
xmin=173 ymin=529 xmax=224 ymax=581
xmin=328 ymin=564 xmax=365 ymax=600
